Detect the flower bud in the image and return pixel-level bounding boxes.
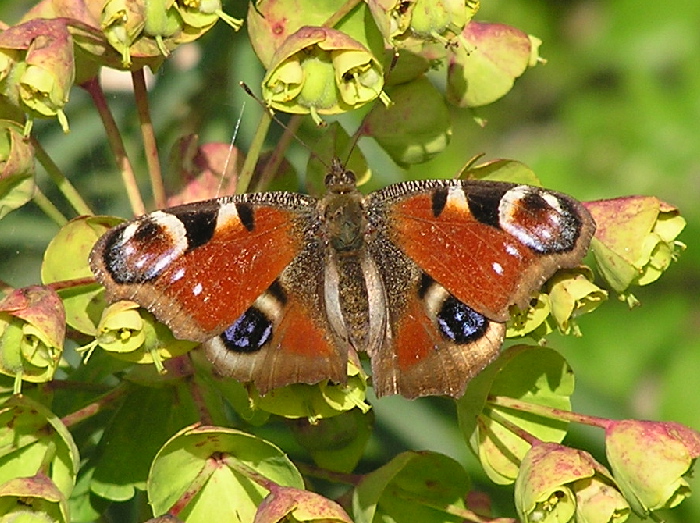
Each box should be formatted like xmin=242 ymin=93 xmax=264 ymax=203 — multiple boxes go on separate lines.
xmin=408 ymin=0 xmax=478 ymax=42
xmin=143 ymin=0 xmax=183 ymax=56
xmin=0 ymin=119 xmax=35 ymax=219
xmin=605 ymin=419 xmax=700 ymax=517
xmin=254 ymin=485 xmax=352 ymax=523
xmin=515 ymin=441 xmax=628 ymax=523
xmin=585 ymin=197 xmax=685 ymax=302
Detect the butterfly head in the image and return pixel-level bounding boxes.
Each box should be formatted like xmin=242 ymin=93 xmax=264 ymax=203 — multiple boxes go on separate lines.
xmin=325 ymin=157 xmax=357 ymax=195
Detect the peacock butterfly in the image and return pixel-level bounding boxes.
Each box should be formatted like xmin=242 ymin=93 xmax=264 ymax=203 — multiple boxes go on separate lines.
xmin=89 ymin=159 xmax=595 ymax=399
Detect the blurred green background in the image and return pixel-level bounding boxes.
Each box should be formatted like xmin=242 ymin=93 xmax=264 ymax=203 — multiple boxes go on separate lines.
xmin=1 ymin=0 xmax=699 ymax=521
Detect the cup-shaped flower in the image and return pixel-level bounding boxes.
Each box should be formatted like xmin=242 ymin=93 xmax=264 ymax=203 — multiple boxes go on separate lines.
xmin=546 ymin=267 xmax=607 ymax=335
xmin=0 ymin=474 xmax=69 ymax=522
xmin=101 ymin=0 xmax=147 ymax=66
xmin=605 ymin=419 xmax=700 ymax=517
xmin=174 ymin=0 xmax=242 ymax=33
xmin=262 ymin=26 xmax=385 ymax=122
xmin=0 ymin=19 xmax=75 ymax=132
xmin=82 ymin=300 xmax=196 ymax=371
xmin=0 ymin=286 xmax=65 ymax=388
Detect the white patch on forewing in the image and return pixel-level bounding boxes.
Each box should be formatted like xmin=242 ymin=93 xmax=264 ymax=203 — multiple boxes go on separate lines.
xmin=445 ymin=185 xmax=469 ymax=209
xmin=192 ymin=282 xmax=203 ymax=296
xmin=492 ymin=261 xmax=504 ymax=275
xmin=215 ymin=202 xmax=240 ymax=231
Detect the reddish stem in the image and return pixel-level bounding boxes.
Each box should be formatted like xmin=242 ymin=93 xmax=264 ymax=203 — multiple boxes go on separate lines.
xmin=132 ymin=69 xmax=166 ymax=208
xmin=61 ymin=384 xmax=129 ymax=428
xmin=81 ymin=76 xmax=145 ymax=216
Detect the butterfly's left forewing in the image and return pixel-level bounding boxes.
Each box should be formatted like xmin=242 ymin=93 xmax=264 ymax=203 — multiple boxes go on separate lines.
xmin=90 ymin=194 xmax=314 ymax=341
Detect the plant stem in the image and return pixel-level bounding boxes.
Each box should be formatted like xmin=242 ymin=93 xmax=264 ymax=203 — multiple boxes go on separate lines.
xmin=31 ymin=138 xmax=93 ymax=216
xmin=45 ymin=277 xmax=96 ymax=292
xmin=132 ymin=69 xmax=166 ymax=208
xmin=168 ymin=453 xmax=219 ymax=517
xmin=296 ymin=462 xmax=364 ymax=486
xmin=31 ymin=187 xmax=67 ymax=226
xmin=237 ymin=109 xmax=271 ymax=193
xmin=253 ymin=114 xmax=302 ymax=192
xmin=488 ymin=395 xmax=610 ymax=430
xmin=81 ymin=77 xmax=145 ymax=216
xmin=61 ymin=383 xmax=129 ymax=428
xmin=485 ymin=409 xmax=539 ymax=446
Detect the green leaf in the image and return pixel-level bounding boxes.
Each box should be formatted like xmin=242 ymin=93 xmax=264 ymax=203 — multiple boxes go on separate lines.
xmin=353 ymin=451 xmax=470 ymax=523
xmin=90 ymin=382 xmax=200 ymax=502
xmin=458 ymin=345 xmax=574 ymax=484
xmin=363 ymin=76 xmax=451 ymax=166
xmin=447 ymin=22 xmax=535 ymax=108
xmin=0 ymin=395 xmax=79 ymax=498
xmin=41 ymin=216 xmax=123 ymax=335
xmin=0 ymin=172 xmax=33 ymax=220
xmin=465 ymin=159 xmax=541 ymax=185
xmin=148 ymin=425 xmax=303 ymax=522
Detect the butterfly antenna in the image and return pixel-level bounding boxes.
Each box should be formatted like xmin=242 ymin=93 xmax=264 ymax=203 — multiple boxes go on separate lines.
xmin=217 ymin=100 xmax=246 ymax=196
xmin=239 ymin=82 xmax=329 ymax=169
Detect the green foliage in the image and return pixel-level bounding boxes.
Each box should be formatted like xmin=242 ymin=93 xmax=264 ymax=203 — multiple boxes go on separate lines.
xmin=0 ymin=1 xmax=698 ymax=522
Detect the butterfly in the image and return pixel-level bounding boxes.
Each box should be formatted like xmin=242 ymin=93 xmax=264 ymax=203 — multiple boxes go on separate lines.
xmin=89 ymin=159 xmax=595 ymax=399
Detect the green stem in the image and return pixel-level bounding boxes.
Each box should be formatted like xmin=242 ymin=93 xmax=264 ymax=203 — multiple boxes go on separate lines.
xmin=485 ymin=408 xmax=539 ymax=447
xmin=81 ymin=77 xmax=145 ymax=216
xmin=31 ymin=138 xmax=93 ymax=216
xmin=223 ymin=455 xmax=277 ymax=491
xmin=132 ymin=69 xmax=166 ymax=209
xmin=296 ymin=462 xmax=363 ymax=486
xmin=237 ymin=109 xmax=271 ymax=193
xmin=488 ymin=395 xmax=611 ymax=430
xmin=253 ymin=114 xmax=302 ymax=192
xmin=31 ymin=186 xmax=67 ymax=226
